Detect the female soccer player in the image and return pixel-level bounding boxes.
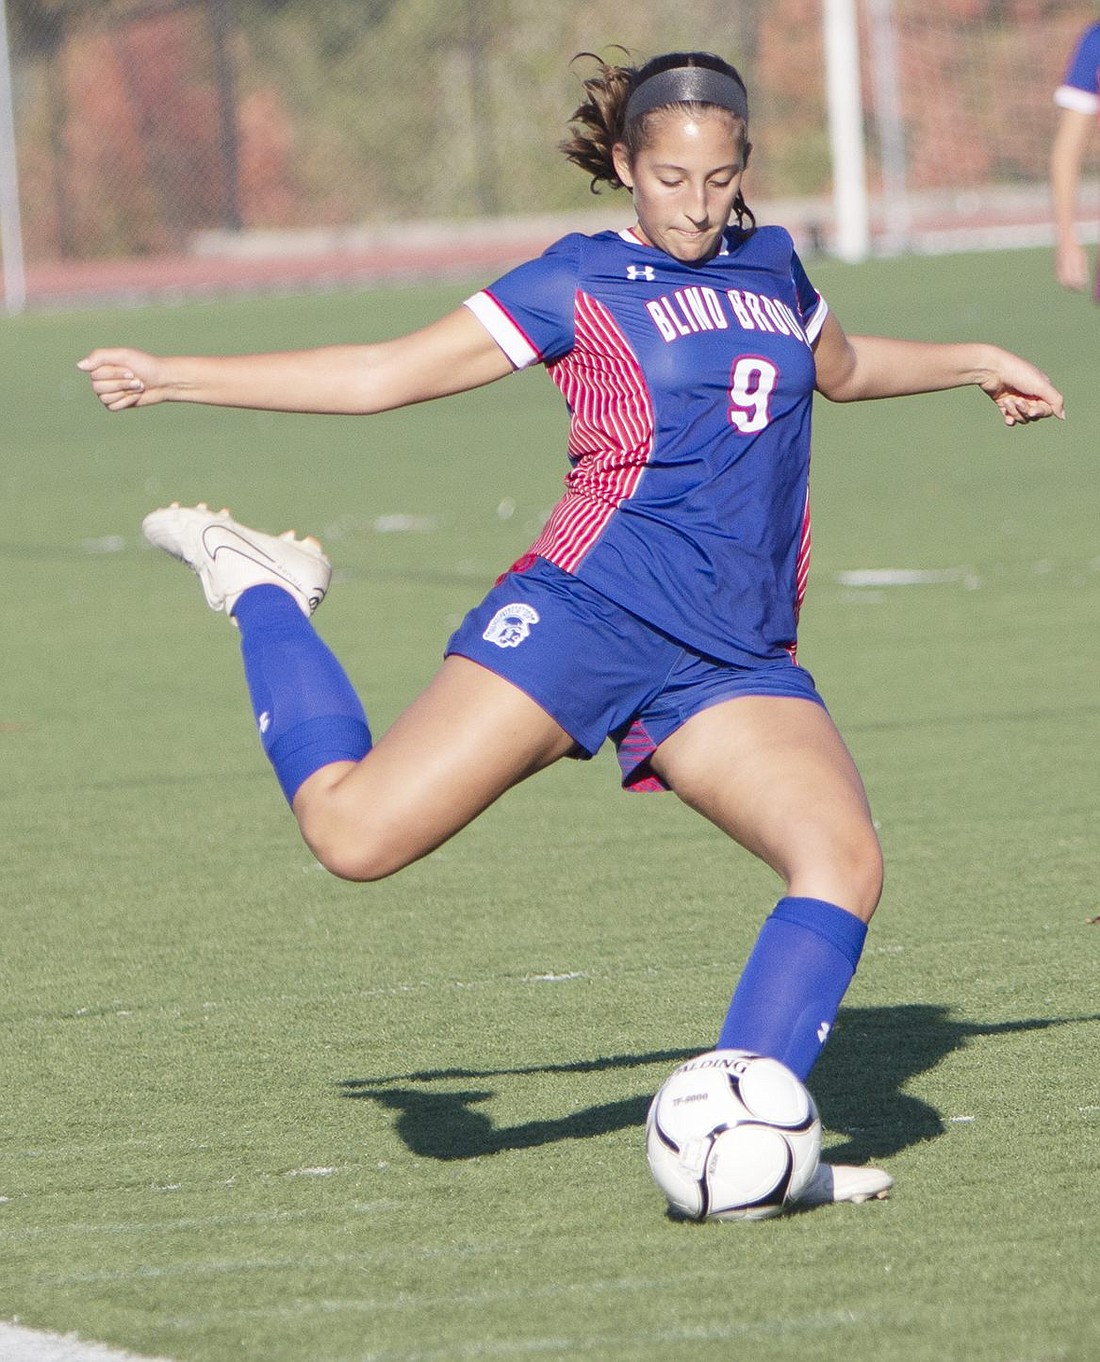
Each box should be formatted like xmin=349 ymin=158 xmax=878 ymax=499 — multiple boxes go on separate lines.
xmin=79 ymin=52 xmax=1063 ymax=1210
xmin=1052 ymin=19 xmax=1100 ymax=295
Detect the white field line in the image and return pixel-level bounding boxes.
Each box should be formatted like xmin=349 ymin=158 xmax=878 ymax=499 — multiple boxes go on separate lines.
xmin=351 ymin=1309 xmax=872 ymax=1360
xmin=0 ymin=1322 xmax=175 ymax=1362
xmin=37 ymin=1240 xmax=520 ymax=1288
xmin=835 ymin=567 xmax=967 ymax=587
xmin=835 ymin=558 xmax=1100 ymax=591
xmin=0 ymin=957 xmax=740 ymax=1038
xmin=160 ymin=1279 xmax=867 ymax=1330
xmin=0 ymin=1308 xmax=871 ymax=1362
xmin=0 ymin=1201 xmax=401 ymax=1244
xmin=162 ymin=1275 xmax=683 ymax=1328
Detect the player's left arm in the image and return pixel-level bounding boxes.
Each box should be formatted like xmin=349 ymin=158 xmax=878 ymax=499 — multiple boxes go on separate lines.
xmin=811 ymin=311 xmax=1065 ymax=426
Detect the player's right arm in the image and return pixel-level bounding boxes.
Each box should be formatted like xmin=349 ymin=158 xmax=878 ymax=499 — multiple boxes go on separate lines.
xmin=1050 ymin=105 xmax=1094 ymax=291
xmin=77 ymin=306 xmax=516 ymax=415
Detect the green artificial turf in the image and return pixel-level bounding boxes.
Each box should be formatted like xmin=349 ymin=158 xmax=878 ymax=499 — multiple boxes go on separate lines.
xmin=1 ymin=247 xmax=1097 ymax=1361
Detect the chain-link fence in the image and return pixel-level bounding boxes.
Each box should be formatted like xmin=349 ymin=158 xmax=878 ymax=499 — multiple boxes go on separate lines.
xmin=2 ymin=0 xmax=1097 ymax=308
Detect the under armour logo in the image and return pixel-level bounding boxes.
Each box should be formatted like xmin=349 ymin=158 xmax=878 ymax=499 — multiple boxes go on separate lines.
xmin=817 ymin=1021 xmax=832 ymax=1044
xmin=627 ymin=264 xmax=656 ymax=281
xmin=258 ymin=711 xmax=271 ymax=734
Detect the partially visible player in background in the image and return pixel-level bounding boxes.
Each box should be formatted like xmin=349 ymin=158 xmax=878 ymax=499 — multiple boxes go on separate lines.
xmin=79 ymin=51 xmax=1063 ymax=1213
xmin=1052 ymin=19 xmax=1100 ymax=295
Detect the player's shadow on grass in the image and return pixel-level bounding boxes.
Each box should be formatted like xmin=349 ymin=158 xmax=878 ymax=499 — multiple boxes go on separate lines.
xmin=340 ymin=1048 xmax=687 ymax=1162
xmin=339 ymin=1005 xmax=1097 ymax=1162
xmin=809 ymin=1005 xmax=1092 ymax=1164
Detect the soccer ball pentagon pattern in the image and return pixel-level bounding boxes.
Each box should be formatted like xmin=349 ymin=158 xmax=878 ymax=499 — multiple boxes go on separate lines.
xmin=645 ymin=1049 xmax=822 ymax=1221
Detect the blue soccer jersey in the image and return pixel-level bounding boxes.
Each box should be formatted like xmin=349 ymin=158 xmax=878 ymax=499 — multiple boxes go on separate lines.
xmin=1056 ymin=22 xmax=1100 ymax=113
xmin=464 ymin=225 xmax=827 ymax=666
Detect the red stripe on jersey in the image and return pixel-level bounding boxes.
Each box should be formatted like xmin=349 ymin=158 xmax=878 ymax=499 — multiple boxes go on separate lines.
xmin=529 ymin=291 xmax=655 ymax=573
xmin=794 ymin=487 xmax=812 ymax=617
xmin=786 ymin=487 xmax=812 ymax=662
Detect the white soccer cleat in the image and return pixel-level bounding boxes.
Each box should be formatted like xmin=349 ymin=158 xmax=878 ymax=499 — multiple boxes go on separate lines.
xmin=795 ymin=1161 xmax=894 ymax=1208
xmin=142 ymin=502 xmax=331 ymax=619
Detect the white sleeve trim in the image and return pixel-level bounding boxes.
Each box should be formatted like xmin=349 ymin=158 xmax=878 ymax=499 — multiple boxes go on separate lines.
xmin=803 ymin=294 xmax=829 ymax=344
xmin=463 ymin=291 xmax=540 ymax=370
xmin=1055 ymin=84 xmax=1099 ymax=114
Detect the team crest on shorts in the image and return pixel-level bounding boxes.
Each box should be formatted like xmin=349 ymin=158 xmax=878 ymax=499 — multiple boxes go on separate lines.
xmin=483 ymin=602 xmax=540 ymax=648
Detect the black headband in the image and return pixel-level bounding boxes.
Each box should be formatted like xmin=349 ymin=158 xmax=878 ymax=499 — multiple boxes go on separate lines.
xmin=624 ymin=65 xmax=749 ymax=125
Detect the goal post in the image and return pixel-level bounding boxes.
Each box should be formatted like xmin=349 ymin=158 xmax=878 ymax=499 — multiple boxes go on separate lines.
xmin=0 ymin=0 xmax=25 ymax=315
xmin=823 ymin=0 xmax=1098 ymax=262
xmin=823 ymin=0 xmax=872 ymax=262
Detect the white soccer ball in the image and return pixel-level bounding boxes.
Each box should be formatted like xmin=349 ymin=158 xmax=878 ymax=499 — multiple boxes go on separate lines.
xmin=645 ymin=1049 xmax=821 ymax=1221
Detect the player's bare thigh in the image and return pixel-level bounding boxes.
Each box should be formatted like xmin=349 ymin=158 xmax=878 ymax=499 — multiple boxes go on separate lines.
xmin=292 ymin=655 xmax=578 ymax=881
xmin=649 ymin=694 xmax=883 ymax=920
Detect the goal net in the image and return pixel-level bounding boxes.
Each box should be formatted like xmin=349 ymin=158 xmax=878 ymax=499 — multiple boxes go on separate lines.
xmin=853 ymin=0 xmax=1100 ymax=257
xmin=1 ymin=0 xmax=1098 ymax=308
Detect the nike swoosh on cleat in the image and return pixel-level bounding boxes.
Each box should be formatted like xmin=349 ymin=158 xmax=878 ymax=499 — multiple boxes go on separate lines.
xmin=201 ymin=525 xmax=282 ymax=567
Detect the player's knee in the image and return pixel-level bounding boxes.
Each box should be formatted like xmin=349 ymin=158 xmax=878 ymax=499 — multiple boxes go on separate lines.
xmin=843 ymin=827 xmax=884 ymax=919
xmin=295 ymin=795 xmax=409 ymax=883
xmin=304 ymin=827 xmax=407 ymax=882
xmin=796 ymin=823 xmax=883 ymax=922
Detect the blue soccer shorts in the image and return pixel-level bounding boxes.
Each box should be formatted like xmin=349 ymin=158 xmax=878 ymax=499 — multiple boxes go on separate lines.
xmin=444 ymin=557 xmax=826 ymax=792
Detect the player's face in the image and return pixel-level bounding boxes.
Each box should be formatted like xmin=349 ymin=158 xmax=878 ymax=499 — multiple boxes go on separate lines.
xmin=613 ymin=111 xmax=747 ymax=263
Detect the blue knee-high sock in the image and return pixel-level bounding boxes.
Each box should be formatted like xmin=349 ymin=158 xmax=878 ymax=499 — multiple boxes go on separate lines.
xmin=233 ymin=584 xmax=371 ymax=804
xmin=716 ymin=896 xmax=868 ymax=1080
